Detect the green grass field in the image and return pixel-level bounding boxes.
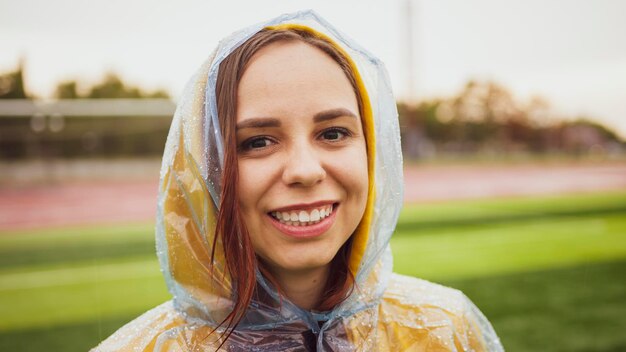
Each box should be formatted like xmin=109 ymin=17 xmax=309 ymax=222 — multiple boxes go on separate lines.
xmin=1 ymin=191 xmax=625 ymax=351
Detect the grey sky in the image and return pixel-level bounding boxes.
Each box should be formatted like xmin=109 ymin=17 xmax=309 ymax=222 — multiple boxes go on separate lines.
xmin=1 ymin=0 xmax=625 ymax=136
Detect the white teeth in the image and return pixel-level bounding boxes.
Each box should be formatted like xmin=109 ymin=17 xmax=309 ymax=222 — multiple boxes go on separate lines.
xmin=271 ymin=204 xmax=335 ymax=226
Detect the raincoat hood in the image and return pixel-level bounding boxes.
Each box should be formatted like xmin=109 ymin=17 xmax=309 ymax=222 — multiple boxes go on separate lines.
xmin=158 ymin=7 xmax=400 ymax=328
xmin=94 ymin=10 xmax=503 ymax=351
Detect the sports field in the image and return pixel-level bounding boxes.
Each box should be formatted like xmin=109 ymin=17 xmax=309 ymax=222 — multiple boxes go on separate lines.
xmin=1 ymin=191 xmax=625 ymax=351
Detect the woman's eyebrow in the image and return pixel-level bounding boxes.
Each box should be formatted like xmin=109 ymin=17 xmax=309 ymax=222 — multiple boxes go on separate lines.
xmin=236 ymin=117 xmax=281 ymax=130
xmin=313 ymin=108 xmax=358 ymax=123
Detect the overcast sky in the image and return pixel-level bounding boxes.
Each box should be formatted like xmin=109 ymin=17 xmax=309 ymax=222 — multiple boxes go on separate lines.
xmin=1 ymin=0 xmax=625 ymax=136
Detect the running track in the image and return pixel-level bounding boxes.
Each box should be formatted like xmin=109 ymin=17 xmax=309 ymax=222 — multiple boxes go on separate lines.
xmin=1 ymin=162 xmax=625 ymax=231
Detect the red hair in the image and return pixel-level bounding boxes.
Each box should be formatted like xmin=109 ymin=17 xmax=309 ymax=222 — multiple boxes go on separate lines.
xmin=213 ymin=28 xmax=365 ymax=336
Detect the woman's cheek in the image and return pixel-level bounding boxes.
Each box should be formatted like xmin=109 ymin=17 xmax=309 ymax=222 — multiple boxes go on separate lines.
xmin=334 ymin=144 xmax=368 ymax=183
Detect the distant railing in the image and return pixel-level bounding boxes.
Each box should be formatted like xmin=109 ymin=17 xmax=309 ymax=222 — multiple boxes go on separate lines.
xmin=0 ymin=99 xmax=176 ymax=160
xmin=0 ymin=99 xmax=176 ymax=117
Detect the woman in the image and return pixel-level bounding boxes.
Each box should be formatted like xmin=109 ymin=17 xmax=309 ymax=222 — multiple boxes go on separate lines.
xmin=94 ymin=10 xmax=503 ymax=351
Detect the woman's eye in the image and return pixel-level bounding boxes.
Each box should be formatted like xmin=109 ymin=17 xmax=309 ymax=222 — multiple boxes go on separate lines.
xmin=242 ymin=137 xmax=273 ymax=150
xmin=321 ymin=128 xmax=349 ymax=141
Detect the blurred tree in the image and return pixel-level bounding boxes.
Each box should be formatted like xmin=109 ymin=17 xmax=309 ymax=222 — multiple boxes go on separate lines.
xmin=54 ymin=81 xmax=79 ymax=99
xmin=87 ymin=73 xmax=140 ymax=99
xmin=0 ymin=58 xmax=27 ymax=99
xmin=146 ymin=89 xmax=169 ymax=99
xmin=396 ymin=80 xmax=624 ymax=159
xmin=569 ymin=118 xmax=621 ymax=142
xmin=86 ymin=72 xmax=170 ymax=99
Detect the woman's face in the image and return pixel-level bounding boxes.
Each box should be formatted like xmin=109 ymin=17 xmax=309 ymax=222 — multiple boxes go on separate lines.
xmin=235 ymin=40 xmax=368 ymax=277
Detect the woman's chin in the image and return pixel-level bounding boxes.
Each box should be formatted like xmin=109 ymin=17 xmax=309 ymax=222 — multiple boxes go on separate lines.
xmin=268 ymin=255 xmax=334 ymax=275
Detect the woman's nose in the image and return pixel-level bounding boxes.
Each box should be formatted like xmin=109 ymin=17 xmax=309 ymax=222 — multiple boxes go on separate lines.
xmin=281 ymin=143 xmax=326 ymax=187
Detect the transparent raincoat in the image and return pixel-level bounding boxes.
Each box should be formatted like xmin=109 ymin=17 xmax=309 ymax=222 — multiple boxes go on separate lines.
xmin=93 ymin=10 xmax=504 ymax=352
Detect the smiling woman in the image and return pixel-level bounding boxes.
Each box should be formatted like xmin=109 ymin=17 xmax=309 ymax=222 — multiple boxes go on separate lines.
xmin=93 ymin=10 xmax=503 ymax=351
xmin=230 ymin=37 xmax=369 ymax=312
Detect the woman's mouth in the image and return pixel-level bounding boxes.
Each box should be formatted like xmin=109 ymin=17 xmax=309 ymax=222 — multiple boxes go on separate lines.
xmin=267 ymin=203 xmax=338 ymax=238
xmin=269 ymin=204 xmax=334 ymax=226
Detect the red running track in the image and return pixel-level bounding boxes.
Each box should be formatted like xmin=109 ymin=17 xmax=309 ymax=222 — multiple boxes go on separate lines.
xmin=1 ymin=162 xmax=625 ymax=231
